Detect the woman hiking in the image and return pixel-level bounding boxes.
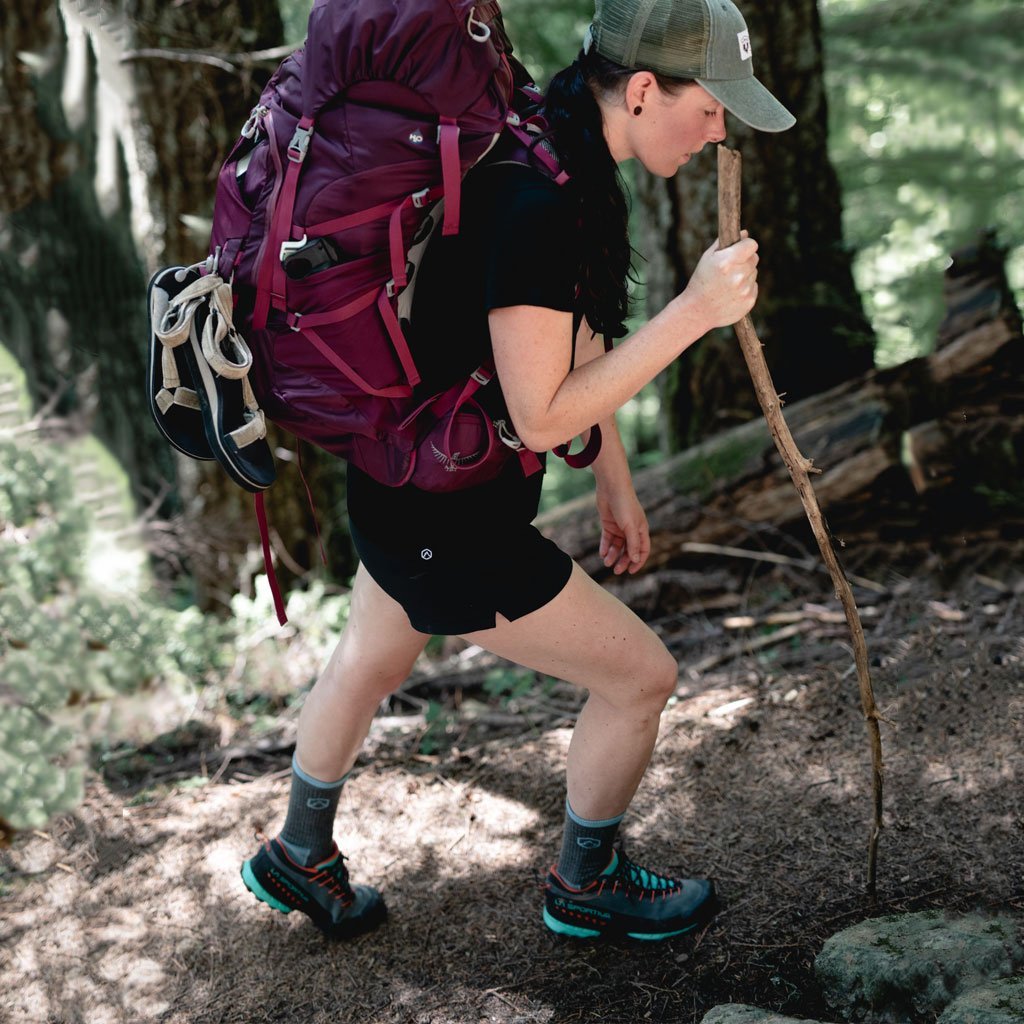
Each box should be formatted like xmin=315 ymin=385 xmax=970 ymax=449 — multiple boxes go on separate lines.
xmin=241 ymin=0 xmax=794 ymax=942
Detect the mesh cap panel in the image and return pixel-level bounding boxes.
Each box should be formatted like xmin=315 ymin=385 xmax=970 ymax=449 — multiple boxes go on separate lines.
xmin=593 ymin=0 xmax=710 ymax=78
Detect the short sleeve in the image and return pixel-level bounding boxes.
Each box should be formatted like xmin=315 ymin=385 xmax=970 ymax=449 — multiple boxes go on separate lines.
xmin=476 ymin=166 xmax=578 ymax=315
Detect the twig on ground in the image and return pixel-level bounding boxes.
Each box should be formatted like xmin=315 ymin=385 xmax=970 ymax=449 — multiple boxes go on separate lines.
xmin=723 ymin=605 xmax=879 ymax=629
xmin=681 ymin=541 xmax=888 ymax=594
xmin=685 ymin=621 xmax=812 ymax=676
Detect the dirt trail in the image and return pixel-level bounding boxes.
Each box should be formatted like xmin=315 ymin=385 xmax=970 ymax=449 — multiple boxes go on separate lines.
xmin=2 ymin=573 xmax=1022 ymax=1024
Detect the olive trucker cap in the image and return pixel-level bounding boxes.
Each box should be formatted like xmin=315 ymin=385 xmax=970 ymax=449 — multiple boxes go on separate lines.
xmin=583 ymin=0 xmax=796 ymax=132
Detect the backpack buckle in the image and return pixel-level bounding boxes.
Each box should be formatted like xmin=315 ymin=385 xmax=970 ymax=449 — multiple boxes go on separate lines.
xmin=411 ymin=188 xmax=430 ymax=209
xmin=280 ymin=233 xmax=309 ymax=263
xmin=288 ymin=125 xmax=313 ymax=163
xmin=471 ymin=368 xmax=491 ymax=386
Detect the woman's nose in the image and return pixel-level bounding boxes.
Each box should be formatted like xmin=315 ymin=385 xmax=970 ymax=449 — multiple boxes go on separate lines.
xmin=706 ymin=110 xmax=727 ymax=142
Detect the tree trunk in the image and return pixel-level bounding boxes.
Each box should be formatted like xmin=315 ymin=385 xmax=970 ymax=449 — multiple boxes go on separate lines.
xmin=539 ymin=234 xmax=1024 ymax=575
xmin=634 ymin=0 xmax=875 ymax=449
xmin=1 ymin=0 xmax=355 ymax=607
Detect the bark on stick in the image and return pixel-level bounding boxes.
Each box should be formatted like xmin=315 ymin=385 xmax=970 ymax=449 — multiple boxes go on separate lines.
xmin=717 ymin=144 xmax=884 ymax=894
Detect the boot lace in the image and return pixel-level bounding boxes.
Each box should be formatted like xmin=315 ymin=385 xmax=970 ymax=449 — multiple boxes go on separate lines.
xmin=615 ymin=852 xmax=684 ymax=897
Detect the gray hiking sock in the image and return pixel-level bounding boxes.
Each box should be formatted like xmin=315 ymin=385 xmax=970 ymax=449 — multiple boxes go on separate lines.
xmin=278 ymin=754 xmax=348 ymax=867
xmin=556 ymin=799 xmax=623 ymax=888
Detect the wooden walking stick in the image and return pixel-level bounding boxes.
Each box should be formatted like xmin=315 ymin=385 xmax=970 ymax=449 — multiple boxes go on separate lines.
xmin=717 ymin=144 xmax=885 ymax=894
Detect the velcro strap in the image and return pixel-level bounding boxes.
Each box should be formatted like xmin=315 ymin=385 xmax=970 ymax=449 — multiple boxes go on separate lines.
xmin=156 ymin=294 xmax=204 ymax=348
xmin=202 ymin=279 xmax=254 ymax=381
xmin=161 ymin=346 xmax=181 ymax=390
xmin=228 ymin=409 xmax=267 ymax=449
xmin=156 ymin=387 xmax=201 ymax=415
xmin=155 ymin=389 xmax=174 ymax=415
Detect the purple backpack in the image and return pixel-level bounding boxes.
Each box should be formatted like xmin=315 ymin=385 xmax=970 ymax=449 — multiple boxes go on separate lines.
xmin=204 ymin=0 xmax=601 ymax=496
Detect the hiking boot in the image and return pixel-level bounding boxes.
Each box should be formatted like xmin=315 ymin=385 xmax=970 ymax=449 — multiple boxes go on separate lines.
xmin=241 ymin=836 xmax=386 ymax=939
xmin=543 ymin=849 xmax=718 ymax=942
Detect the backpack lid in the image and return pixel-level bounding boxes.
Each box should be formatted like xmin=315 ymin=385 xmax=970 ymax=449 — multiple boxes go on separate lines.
xmin=302 ymin=0 xmax=511 ymax=118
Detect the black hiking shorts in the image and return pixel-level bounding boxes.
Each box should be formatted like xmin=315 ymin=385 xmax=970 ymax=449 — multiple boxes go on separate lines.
xmin=349 ymin=517 xmax=573 ymax=636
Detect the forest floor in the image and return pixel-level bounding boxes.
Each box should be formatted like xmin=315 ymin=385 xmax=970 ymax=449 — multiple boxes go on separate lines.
xmin=2 ymin=549 xmax=1023 ymax=1024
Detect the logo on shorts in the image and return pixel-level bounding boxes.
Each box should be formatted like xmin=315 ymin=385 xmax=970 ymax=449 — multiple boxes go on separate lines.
xmin=576 ymin=837 xmax=602 ymax=849
xmin=737 ymin=30 xmax=752 ymax=60
xmin=306 ymin=797 xmax=331 ymax=810
xmin=421 ymin=548 xmax=433 ymax=561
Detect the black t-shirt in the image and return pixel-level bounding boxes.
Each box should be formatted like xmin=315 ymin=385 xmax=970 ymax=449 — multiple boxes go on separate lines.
xmin=346 ymin=160 xmax=580 ymax=543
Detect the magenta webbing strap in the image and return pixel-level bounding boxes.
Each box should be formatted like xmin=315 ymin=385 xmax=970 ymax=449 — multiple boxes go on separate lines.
xmin=388 ymin=197 xmax=411 ymax=289
xmin=254 ymin=493 xmax=288 ymax=626
xmin=554 ymin=424 xmax=603 ymax=469
xmin=376 ymin=289 xmax=421 ymax=388
xmin=256 ymin=118 xmax=311 ymax=327
xmin=441 ymin=374 xmax=492 ymax=467
xmin=518 ymin=448 xmax=543 ymax=476
xmin=296 ymin=444 xmax=327 ymax=569
xmin=269 ymin=117 xmax=314 ymax=315
xmin=304 ymin=197 xmax=402 ymax=238
xmin=286 ymin=287 xmax=378 ymax=330
xmin=438 ymin=118 xmax=462 ymax=236
xmin=301 ymin=324 xmax=411 ymax=399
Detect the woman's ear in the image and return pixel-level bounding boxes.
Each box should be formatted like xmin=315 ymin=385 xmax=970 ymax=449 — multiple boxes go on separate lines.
xmin=624 ymin=71 xmax=656 ymax=114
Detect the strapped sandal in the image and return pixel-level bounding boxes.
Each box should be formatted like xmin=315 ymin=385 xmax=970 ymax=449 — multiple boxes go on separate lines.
xmin=154 ymin=272 xmax=276 ymax=492
xmin=148 ymin=266 xmax=214 ymax=461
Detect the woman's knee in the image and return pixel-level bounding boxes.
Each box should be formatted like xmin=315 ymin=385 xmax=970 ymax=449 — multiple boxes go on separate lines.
xmin=597 ymin=642 xmax=678 ymax=712
xmin=638 ymin=645 xmax=679 ymax=707
xmin=323 ymin=628 xmax=420 ymax=700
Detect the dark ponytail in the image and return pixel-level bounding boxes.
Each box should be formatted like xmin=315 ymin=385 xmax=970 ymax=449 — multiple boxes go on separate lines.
xmin=543 ymin=49 xmax=692 ymax=339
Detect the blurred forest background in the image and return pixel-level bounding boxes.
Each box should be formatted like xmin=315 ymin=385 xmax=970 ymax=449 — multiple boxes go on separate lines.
xmin=0 ymin=0 xmax=1021 ymax=840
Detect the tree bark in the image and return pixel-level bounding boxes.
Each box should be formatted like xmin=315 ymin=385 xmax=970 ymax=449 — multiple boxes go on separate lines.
xmin=1 ymin=0 xmax=355 ymax=607
xmin=634 ymin=0 xmax=875 ymax=449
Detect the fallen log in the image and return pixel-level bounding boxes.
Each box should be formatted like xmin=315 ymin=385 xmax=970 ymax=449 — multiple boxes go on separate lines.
xmin=538 ymin=233 xmax=1024 ymax=574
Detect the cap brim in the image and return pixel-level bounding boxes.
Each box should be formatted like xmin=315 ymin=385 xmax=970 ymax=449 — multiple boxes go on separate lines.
xmin=697 ymin=75 xmax=796 ymax=133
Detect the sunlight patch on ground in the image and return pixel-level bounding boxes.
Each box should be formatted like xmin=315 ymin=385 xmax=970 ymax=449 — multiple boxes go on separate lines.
xmin=670 ymin=684 xmax=759 ymax=730
xmin=96 ymin=953 xmax=169 ymax=1018
xmin=344 ymin=767 xmax=545 ymax=882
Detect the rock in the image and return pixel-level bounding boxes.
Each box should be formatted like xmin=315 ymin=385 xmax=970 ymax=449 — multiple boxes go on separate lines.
xmin=701 ymin=1006 xmax=840 ymax=1024
xmin=937 ymin=976 xmax=1024 ymax=1024
xmin=815 ymin=911 xmax=1024 ymax=1021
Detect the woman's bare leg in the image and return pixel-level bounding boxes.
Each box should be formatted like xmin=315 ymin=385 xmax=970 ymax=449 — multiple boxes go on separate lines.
xmin=295 ymin=563 xmax=430 ymax=781
xmin=460 ymin=562 xmax=678 ymax=821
